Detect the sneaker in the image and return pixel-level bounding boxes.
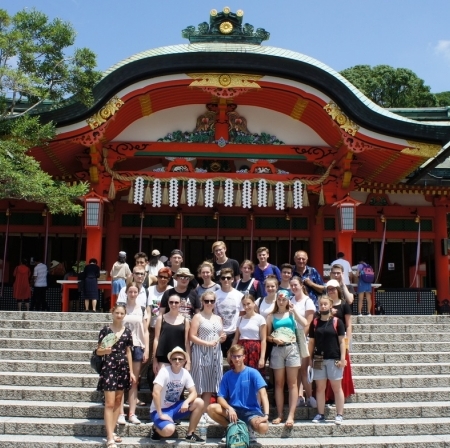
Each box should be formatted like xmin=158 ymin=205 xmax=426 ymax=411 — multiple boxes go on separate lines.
xmin=185 ymin=433 xmax=205 ymax=444
xmin=150 ymin=425 xmax=161 ymax=442
xmin=248 ymin=426 xmax=257 ymax=443
xmin=325 ymin=401 xmax=336 ymax=408
xmin=128 ymin=414 xmax=141 ymax=425
xmin=221 ymin=436 xmax=226 ymax=444
xmin=307 ymin=396 xmax=317 ymax=408
xmin=297 ymin=397 xmax=305 ymax=407
xmin=335 ymin=414 xmax=344 ymax=425
xmin=203 ymin=413 xmax=215 ymax=424
xmin=358 ymin=313 xmax=363 ymax=316
xmin=312 ymin=414 xmax=326 ymax=423
xmin=367 ymin=313 xmax=372 ymax=316
xmin=117 ymin=413 xmax=126 ymax=425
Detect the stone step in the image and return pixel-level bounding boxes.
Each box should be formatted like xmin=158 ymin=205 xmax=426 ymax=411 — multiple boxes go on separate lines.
xmin=0 ymin=328 xmax=98 ymax=341
xmin=4 ymin=311 xmax=111 ymax=322
xmin=352 ymin=362 xmax=450 ymax=376
xmin=351 ymin=341 xmax=447 ymax=353
xmin=0 ymin=349 xmax=90 ymax=362
xmin=353 ymin=374 xmax=450 ymax=389
xmin=350 ymin=351 xmax=450 ymax=364
xmin=352 ymin=332 xmax=450 ymax=343
xmin=352 ymin=323 xmax=450 ymax=333
xmin=0 ymin=372 xmax=99 ymax=388
xmin=0 ymin=360 xmax=91 ymax=374
xmin=0 ymin=337 xmax=95 ymax=351
xmin=1 ymin=400 xmax=449 ymax=421
xmin=0 ymin=319 xmax=109 ymax=331
xmin=353 ymin=387 xmax=450 ymax=403
xmin=354 ymin=315 xmax=450 ymax=324
xmin=2 ymin=416 xmax=450 ymax=438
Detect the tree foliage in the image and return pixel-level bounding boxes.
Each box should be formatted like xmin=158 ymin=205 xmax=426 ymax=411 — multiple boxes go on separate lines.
xmin=0 ymin=8 xmax=102 ymax=214
xmin=435 ymin=91 xmax=450 ymax=107
xmin=340 ymin=64 xmax=437 ymax=108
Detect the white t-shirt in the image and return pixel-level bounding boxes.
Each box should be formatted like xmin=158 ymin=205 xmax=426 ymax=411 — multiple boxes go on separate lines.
xmin=148 ymin=261 xmax=165 ymax=276
xmin=117 ymin=285 xmax=148 ymax=307
xmin=148 ymin=285 xmax=173 ymax=327
xmin=290 ymin=296 xmax=315 ymax=328
xmin=330 ymin=258 xmax=352 ymax=285
xmin=33 ymin=263 xmax=48 ymax=287
xmin=124 ymin=305 xmax=148 ymax=348
xmin=237 ymin=314 xmax=266 ymax=340
xmin=256 ymin=297 xmax=275 ymax=319
xmin=150 ymin=366 xmax=195 ymax=412
xmin=214 ymin=288 xmax=244 ymax=334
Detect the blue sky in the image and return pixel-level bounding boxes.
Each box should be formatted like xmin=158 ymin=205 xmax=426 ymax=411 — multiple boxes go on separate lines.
xmin=6 ymin=0 xmax=450 ymax=93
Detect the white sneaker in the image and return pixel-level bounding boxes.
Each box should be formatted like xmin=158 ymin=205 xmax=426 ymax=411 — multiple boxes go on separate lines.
xmin=307 ymin=396 xmax=317 ymax=408
xmin=203 ymin=413 xmax=215 ymax=424
xmin=367 ymin=313 xmax=372 ymax=316
xmin=128 ymin=414 xmax=141 ymax=425
xmin=117 ymin=413 xmax=126 ymax=425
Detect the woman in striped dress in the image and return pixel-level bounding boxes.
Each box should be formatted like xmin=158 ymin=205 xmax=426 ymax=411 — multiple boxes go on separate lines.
xmin=189 ymin=291 xmax=226 ymax=416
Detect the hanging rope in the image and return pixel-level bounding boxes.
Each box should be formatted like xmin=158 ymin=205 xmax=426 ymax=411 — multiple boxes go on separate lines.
xmin=375 ymin=219 xmax=387 ymax=284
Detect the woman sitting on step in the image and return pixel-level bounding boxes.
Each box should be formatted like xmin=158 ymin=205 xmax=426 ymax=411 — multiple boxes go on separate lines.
xmin=308 ymin=295 xmax=346 ymax=425
xmin=117 ymin=282 xmax=150 ymax=425
xmin=96 ymin=304 xmax=136 ymax=448
xmin=266 ymin=290 xmax=307 ymax=428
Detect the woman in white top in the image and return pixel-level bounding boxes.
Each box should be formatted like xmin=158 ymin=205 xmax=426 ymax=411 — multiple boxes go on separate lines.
xmin=256 ymin=275 xmax=278 ymax=318
xmin=290 ymin=275 xmax=316 ymax=408
xmin=196 ymin=261 xmax=220 ymax=296
xmin=232 ymin=294 xmax=267 ymax=373
xmin=118 ymin=282 xmax=149 ymax=425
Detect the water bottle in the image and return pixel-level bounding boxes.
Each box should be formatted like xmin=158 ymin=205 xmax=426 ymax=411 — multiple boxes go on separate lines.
xmin=199 ymin=414 xmax=208 ymax=443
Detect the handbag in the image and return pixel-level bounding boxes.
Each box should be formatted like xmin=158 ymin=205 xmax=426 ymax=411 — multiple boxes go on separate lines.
xmin=90 ymin=349 xmax=103 ymax=374
xmin=295 ymin=326 xmax=310 ymax=359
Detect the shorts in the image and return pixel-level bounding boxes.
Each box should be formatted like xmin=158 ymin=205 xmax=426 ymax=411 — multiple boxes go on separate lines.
xmin=313 ymin=358 xmax=344 ymax=381
xmin=131 ymin=346 xmax=144 ymax=362
xmin=233 ymin=407 xmax=264 ymax=425
xmin=269 ymin=343 xmax=301 ymax=369
xmin=150 ymin=400 xmax=191 ymax=430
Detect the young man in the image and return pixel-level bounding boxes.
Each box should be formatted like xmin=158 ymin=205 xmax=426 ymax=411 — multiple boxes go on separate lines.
xmin=253 ymin=247 xmax=281 ymax=283
xmin=292 ymin=250 xmax=324 ymax=309
xmin=168 ymin=249 xmax=198 ymax=289
xmin=133 ymin=251 xmax=156 ymax=288
xmin=330 ymin=263 xmax=355 ymax=304
xmin=330 ymin=252 xmax=354 ymax=289
xmin=279 ymin=263 xmax=294 ymax=294
xmin=117 ymin=266 xmax=150 ymax=314
xmin=207 ymin=344 xmax=269 ymax=443
xmin=214 ymin=268 xmax=244 ymax=357
xmin=159 ymin=268 xmax=201 ymax=319
xmin=150 ymin=346 xmax=205 ymax=443
xmin=211 ymin=241 xmax=240 ymax=282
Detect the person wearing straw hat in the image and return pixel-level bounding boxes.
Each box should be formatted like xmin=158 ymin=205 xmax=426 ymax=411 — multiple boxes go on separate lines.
xmin=150 ymin=346 xmax=205 ymax=443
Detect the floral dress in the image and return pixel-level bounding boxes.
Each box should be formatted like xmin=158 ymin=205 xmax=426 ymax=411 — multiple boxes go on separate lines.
xmin=96 ymin=326 xmax=133 ymax=391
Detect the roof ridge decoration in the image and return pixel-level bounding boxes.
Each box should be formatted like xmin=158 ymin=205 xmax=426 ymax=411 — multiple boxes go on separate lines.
xmin=182 ymin=6 xmax=270 ymax=44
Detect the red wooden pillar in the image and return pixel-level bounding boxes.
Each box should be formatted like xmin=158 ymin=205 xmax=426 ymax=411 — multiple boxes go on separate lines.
xmin=309 ymin=205 xmax=324 ymax=274
xmin=335 ymin=232 xmax=353 ymax=265
xmin=434 ymin=205 xmax=449 ymax=306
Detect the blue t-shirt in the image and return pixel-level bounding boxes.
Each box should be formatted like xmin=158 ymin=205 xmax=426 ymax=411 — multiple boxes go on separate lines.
xmin=254 ymin=264 xmax=281 ymax=283
xmin=218 ymin=366 xmax=267 ymax=414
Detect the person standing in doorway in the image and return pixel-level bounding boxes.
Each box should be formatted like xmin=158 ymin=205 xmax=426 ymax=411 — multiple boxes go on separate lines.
xmin=110 ymin=251 xmax=131 ymax=306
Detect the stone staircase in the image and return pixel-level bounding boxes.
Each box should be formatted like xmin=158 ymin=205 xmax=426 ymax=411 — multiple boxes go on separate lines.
xmin=1 ymin=312 xmax=450 ymax=447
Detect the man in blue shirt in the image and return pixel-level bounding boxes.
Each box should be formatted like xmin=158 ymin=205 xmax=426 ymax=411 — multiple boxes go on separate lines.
xmin=207 ymin=344 xmax=269 ymax=442
xmin=292 ymin=250 xmax=324 ymax=309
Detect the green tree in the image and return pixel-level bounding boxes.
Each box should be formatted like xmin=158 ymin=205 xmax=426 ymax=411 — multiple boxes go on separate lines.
xmin=0 ymin=8 xmax=102 ymax=214
xmin=340 ymin=64 xmax=437 ymax=108
xmin=435 ymin=91 xmax=450 ymax=107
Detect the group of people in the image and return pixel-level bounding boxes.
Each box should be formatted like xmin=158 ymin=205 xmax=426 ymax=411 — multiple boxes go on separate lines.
xmin=95 ymin=242 xmax=370 ymax=447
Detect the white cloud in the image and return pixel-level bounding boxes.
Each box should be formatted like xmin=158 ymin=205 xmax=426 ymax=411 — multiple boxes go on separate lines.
xmin=434 ymin=40 xmax=450 ymax=61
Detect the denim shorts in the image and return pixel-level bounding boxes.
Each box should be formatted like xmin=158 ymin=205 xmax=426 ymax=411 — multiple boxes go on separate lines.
xmin=313 ymin=358 xmax=344 ymax=381
xmin=132 ymin=346 xmax=144 ymax=362
xmin=233 ymin=407 xmax=264 ymax=425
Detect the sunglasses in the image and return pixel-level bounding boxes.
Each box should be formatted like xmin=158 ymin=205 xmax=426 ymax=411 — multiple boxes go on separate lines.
xmin=221 ymin=276 xmax=233 ymax=280
xmin=133 ymin=272 xmax=145 ymax=276
xmin=158 ymin=275 xmax=169 ymax=280
xmin=177 ymin=276 xmax=189 ymax=280
xmin=169 ymin=301 xmax=180 ymax=305
xmin=171 ymin=357 xmax=185 ymax=362
xmin=203 ymin=300 xmax=215 ymax=304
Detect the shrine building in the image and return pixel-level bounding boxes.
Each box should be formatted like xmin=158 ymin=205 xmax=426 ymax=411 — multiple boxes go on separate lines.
xmin=2 ymin=7 xmax=450 ymax=308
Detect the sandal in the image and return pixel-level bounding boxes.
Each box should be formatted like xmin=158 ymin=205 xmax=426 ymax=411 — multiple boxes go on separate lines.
xmin=136 ymin=400 xmax=146 ymax=406
xmin=106 ymin=441 xmax=117 ymax=448
xmin=272 ymin=416 xmax=283 ymax=424
xmin=113 ymin=433 xmax=122 ymax=443
xmin=285 ymin=419 xmax=294 ymax=428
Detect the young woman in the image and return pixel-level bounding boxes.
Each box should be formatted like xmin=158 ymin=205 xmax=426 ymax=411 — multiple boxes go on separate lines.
xmin=96 ymin=304 xmax=136 ymax=448
xmin=117 ymin=282 xmax=150 ymax=425
xmin=153 ymin=293 xmax=191 ymax=375
xmin=290 ymin=276 xmax=316 ymax=407
xmin=308 ymin=295 xmax=346 ymax=425
xmin=266 ymin=290 xmax=307 ymax=428
xmin=255 ymin=275 xmax=278 ymax=318
xmin=356 ymin=260 xmax=372 ymax=316
xmin=326 ymin=279 xmax=355 ymax=401
xmin=234 ymin=260 xmax=262 ymax=299
xmin=232 ymin=294 xmax=266 ymax=373
xmin=189 ymin=291 xmax=226 ymax=416
xmin=196 ymin=261 xmax=220 ymax=296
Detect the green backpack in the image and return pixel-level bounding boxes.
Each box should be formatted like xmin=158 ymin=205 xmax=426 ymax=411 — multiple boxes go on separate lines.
xmin=226 ymin=419 xmax=249 ymax=448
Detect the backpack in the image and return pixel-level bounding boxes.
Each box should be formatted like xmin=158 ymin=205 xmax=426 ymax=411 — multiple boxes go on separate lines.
xmin=313 ymin=317 xmax=338 ymax=333
xmin=226 ymin=419 xmax=249 ymax=448
xmin=359 ymin=263 xmax=375 ymax=283
xmin=374 ymin=301 xmax=385 ymax=315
